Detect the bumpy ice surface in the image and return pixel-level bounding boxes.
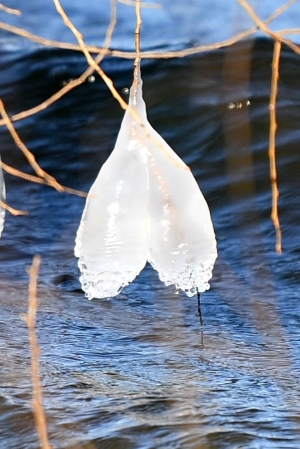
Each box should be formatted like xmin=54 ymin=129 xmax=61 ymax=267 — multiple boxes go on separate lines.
xmin=75 ymin=67 xmax=217 ymax=299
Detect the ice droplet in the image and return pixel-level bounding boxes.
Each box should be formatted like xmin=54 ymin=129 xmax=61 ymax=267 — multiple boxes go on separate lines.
xmin=0 ymin=157 xmax=5 ymax=237
xmin=75 ymin=64 xmax=217 ymax=299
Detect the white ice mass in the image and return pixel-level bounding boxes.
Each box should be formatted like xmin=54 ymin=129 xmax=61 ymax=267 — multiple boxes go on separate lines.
xmin=75 ymin=64 xmax=217 ymax=299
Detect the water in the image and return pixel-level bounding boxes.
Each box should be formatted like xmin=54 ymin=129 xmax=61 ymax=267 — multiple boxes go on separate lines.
xmin=1 ymin=2 xmax=300 ymax=448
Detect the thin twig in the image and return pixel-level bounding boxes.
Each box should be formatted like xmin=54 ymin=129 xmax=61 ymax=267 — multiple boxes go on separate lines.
xmin=265 ymin=0 xmax=298 ymax=25
xmin=22 ymin=255 xmax=53 ymax=449
xmin=1 ymin=161 xmax=87 ymax=197
xmin=0 ymin=99 xmax=64 ymax=192
xmin=101 ymin=0 xmax=118 ymax=63
xmin=0 ymin=200 xmax=28 ymax=215
xmin=0 ymin=26 xmax=257 ymax=128
xmin=135 ymin=0 xmax=142 ymax=57
xmin=0 ymin=2 xmax=297 ymax=128
xmin=0 ymin=3 xmax=21 ymax=15
xmin=278 ymin=28 xmax=300 ymax=35
xmin=133 ymin=0 xmax=142 ymax=89
xmin=0 ymin=20 xmax=256 ymax=59
xmin=53 ymin=0 xmax=187 ymax=169
xmin=269 ymin=41 xmax=282 ymax=254
xmin=0 ymin=70 xmax=94 ymax=126
xmin=0 ymin=1 xmax=117 ymax=128
xmin=237 ymin=0 xmax=300 ymax=56
xmin=118 ymin=0 xmax=161 ymax=7
xmin=0 ymin=0 xmax=296 ymax=59
xmin=53 ymin=0 xmax=134 ymax=111
xmin=0 ymin=99 xmax=87 ymax=197
xmin=0 ymin=20 xmax=102 ymax=52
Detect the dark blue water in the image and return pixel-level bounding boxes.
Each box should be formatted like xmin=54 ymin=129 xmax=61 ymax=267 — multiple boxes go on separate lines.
xmin=1 ymin=2 xmax=300 ymax=448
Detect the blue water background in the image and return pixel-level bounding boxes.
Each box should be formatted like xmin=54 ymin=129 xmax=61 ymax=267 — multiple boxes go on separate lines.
xmin=0 ymin=1 xmax=300 ymax=448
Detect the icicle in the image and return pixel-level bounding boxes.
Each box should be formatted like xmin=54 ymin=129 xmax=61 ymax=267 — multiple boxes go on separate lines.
xmin=0 ymin=157 xmax=5 ymax=237
xmin=75 ymin=63 xmax=217 ymax=299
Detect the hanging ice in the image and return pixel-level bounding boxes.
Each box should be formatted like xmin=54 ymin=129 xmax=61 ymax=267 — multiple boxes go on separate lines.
xmin=75 ymin=65 xmax=217 ymax=299
xmin=0 ymin=157 xmax=5 ymax=237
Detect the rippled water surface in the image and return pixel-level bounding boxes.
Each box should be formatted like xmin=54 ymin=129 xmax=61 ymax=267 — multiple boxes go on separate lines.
xmin=1 ymin=2 xmax=300 ymax=448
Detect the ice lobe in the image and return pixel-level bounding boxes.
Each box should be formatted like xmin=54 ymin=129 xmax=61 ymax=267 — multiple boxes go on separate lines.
xmin=75 ymin=65 xmax=217 ymax=299
xmin=74 ymin=80 xmax=149 ymax=299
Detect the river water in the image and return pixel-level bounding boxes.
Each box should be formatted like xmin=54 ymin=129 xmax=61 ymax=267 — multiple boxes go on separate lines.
xmin=0 ymin=1 xmax=300 ymax=448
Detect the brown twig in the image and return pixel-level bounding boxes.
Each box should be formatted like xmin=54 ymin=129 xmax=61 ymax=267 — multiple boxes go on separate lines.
xmin=118 ymin=0 xmax=161 ymax=8
xmin=0 ymin=99 xmax=87 ymax=197
xmin=269 ymin=41 xmax=282 ymax=254
xmin=0 ymin=1 xmax=297 ymax=128
xmin=0 ymin=3 xmax=21 ymax=15
xmin=133 ymin=0 xmax=142 ymax=88
xmin=22 ymin=255 xmax=53 ymax=449
xmin=0 ymin=99 xmax=64 ymax=192
xmin=278 ymin=28 xmax=300 ymax=36
xmin=0 ymin=0 xmax=117 ymax=128
xmin=1 ymin=161 xmax=87 ymax=197
xmin=135 ymin=0 xmax=142 ymax=57
xmin=0 ymin=0 xmax=296 ymax=60
xmin=0 ymin=69 xmax=93 ymax=126
xmin=0 ymin=200 xmax=28 ymax=215
xmin=0 ymin=20 xmax=257 ymax=60
xmin=102 ymin=0 xmax=118 ymax=58
xmin=0 ymin=26 xmax=258 ymax=129
xmin=0 ymin=20 xmax=102 ymax=52
xmin=265 ymin=0 xmax=298 ymax=25
xmin=0 ymin=0 xmax=296 ymax=247
xmin=0 ymin=2 xmax=117 ymax=129
xmin=237 ymin=0 xmax=300 ymax=55
xmin=53 ymin=0 xmax=187 ymax=169
xmin=53 ymin=0 xmax=133 ymax=111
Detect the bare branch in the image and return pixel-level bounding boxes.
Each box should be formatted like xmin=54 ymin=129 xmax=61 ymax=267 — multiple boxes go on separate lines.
xmin=0 ymin=20 xmax=101 ymax=52
xmin=0 ymin=99 xmax=65 ymax=192
xmin=22 ymin=255 xmax=53 ymax=449
xmin=52 ymin=0 xmax=187 ymax=169
xmin=265 ymin=0 xmax=298 ymax=25
xmin=0 ymin=3 xmax=21 ymax=15
xmin=1 ymin=161 xmax=87 ymax=198
xmin=237 ymin=0 xmax=300 ymax=55
xmin=269 ymin=41 xmax=282 ymax=254
xmin=0 ymin=200 xmax=28 ymax=215
xmin=118 ymin=0 xmax=162 ymax=8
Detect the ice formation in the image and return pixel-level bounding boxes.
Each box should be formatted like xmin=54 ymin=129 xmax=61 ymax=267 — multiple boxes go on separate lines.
xmin=0 ymin=157 xmax=5 ymax=237
xmin=75 ymin=65 xmax=217 ymax=299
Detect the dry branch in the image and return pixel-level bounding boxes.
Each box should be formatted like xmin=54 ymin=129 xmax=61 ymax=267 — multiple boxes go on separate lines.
xmin=238 ymin=0 xmax=300 ymax=55
xmin=0 ymin=100 xmax=87 ymax=197
xmin=0 ymin=200 xmax=28 ymax=215
xmin=0 ymin=0 xmax=297 ymax=249
xmin=269 ymin=41 xmax=282 ymax=254
xmin=0 ymin=0 xmax=297 ymax=60
xmin=1 ymin=161 xmax=87 ymax=197
xmin=0 ymin=0 xmax=297 ymax=129
xmin=0 ymin=3 xmax=21 ymax=15
xmin=53 ymin=0 xmax=188 ymax=169
xmin=0 ymin=99 xmax=63 ymax=192
xmin=118 ymin=0 xmax=161 ymax=7
xmin=22 ymin=255 xmax=53 ymax=449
